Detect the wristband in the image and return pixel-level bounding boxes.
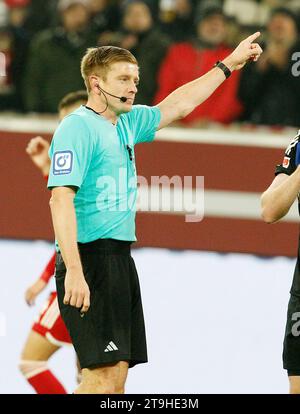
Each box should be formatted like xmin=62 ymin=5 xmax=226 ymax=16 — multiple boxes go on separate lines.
xmin=214 ymin=60 xmax=231 ymax=78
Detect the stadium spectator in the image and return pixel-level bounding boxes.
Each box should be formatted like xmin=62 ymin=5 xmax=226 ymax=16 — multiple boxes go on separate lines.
xmin=23 ymin=0 xmax=96 ymax=113
xmin=89 ymin=0 xmax=121 ymax=34
xmin=0 ymin=26 xmax=15 ymax=110
xmin=154 ymin=4 xmax=243 ymax=126
xmin=24 ymin=0 xmax=59 ymax=35
xmin=1 ymin=0 xmax=31 ymax=111
xmin=159 ymin=0 xmax=196 ymax=42
xmin=238 ymin=7 xmax=300 ymax=128
xmin=99 ymin=0 xmax=170 ymax=105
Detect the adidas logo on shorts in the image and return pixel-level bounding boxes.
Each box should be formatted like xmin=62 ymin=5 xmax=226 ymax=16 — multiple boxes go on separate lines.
xmin=104 ymin=341 xmax=119 ymax=352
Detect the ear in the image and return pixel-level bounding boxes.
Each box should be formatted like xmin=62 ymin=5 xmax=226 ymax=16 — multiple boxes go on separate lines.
xmin=89 ymin=75 xmax=100 ymax=92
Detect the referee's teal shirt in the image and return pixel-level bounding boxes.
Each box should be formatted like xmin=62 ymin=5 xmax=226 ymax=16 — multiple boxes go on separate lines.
xmin=48 ymin=105 xmax=161 ymax=247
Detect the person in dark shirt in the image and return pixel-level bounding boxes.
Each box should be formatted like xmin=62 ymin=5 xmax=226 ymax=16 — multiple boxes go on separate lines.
xmin=98 ymin=0 xmax=170 ymax=105
xmin=239 ymin=7 xmax=300 ymax=128
xmin=23 ymin=0 xmax=96 ymax=113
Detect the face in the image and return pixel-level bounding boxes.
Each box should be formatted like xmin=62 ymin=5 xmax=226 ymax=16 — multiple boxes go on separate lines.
xmin=59 ymin=100 xmax=87 ymax=121
xmin=197 ymin=14 xmax=227 ymax=46
xmin=123 ymin=3 xmax=152 ymax=33
xmin=88 ymin=0 xmax=107 ymax=14
xmin=9 ymin=7 xmax=28 ymax=27
xmin=62 ymin=4 xmax=90 ymax=32
xmin=175 ymin=0 xmax=192 ymax=15
xmin=268 ymin=14 xmax=297 ymax=44
xmin=96 ymin=61 xmax=139 ymax=115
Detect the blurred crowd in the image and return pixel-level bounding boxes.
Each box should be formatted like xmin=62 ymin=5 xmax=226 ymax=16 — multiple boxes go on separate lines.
xmin=0 ymin=0 xmax=300 ymax=128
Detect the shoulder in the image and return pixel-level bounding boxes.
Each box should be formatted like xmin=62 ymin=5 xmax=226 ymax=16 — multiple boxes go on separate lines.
xmin=166 ymin=42 xmax=195 ymax=57
xmin=30 ymin=29 xmax=56 ymax=49
xmin=120 ymin=105 xmax=159 ymax=120
xmin=54 ymin=109 xmax=91 ymax=138
xmin=119 ymin=105 xmax=161 ymax=128
xmin=146 ymin=29 xmax=171 ymax=44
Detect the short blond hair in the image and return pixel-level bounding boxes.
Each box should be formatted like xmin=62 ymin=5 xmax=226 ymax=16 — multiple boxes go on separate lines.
xmin=81 ymin=46 xmax=138 ymax=92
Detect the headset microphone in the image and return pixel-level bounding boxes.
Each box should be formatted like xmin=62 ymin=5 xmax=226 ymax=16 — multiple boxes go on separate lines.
xmin=97 ymin=84 xmax=128 ymax=103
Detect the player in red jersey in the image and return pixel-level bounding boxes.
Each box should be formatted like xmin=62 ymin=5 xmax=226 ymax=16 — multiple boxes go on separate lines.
xmin=19 ymin=91 xmax=87 ymax=394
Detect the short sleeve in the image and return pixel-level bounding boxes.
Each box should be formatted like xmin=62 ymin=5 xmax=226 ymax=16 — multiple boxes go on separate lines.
xmin=48 ymin=115 xmax=93 ymax=190
xmin=275 ymin=131 xmax=300 ymax=177
xmin=127 ymin=105 xmax=161 ymax=145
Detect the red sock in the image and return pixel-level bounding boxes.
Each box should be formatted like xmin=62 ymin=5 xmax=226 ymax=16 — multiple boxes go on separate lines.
xmin=27 ymin=369 xmax=67 ymax=394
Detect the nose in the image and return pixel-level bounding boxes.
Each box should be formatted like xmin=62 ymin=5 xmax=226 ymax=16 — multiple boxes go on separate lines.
xmin=130 ymin=81 xmax=138 ymax=94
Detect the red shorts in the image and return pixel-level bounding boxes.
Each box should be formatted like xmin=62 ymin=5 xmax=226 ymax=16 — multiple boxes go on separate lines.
xmin=32 ymin=291 xmax=72 ymax=346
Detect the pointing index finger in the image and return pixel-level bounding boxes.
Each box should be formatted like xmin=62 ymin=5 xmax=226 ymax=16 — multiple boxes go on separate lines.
xmin=246 ymin=31 xmax=261 ymax=43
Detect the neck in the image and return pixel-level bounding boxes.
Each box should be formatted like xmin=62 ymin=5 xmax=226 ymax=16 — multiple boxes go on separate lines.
xmin=86 ymin=95 xmax=118 ymax=124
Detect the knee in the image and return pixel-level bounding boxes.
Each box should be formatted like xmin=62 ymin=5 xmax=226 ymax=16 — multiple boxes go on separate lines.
xmin=76 ymin=381 xmax=116 ymax=394
xmin=289 ymin=377 xmax=300 ymax=394
xmin=290 ymin=384 xmax=300 ymax=394
xmin=19 ymin=359 xmax=48 ymax=379
xmin=115 ymin=386 xmax=125 ymax=394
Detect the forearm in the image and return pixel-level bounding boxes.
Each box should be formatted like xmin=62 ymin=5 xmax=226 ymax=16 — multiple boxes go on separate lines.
xmin=49 ymin=195 xmax=82 ymax=271
xmin=261 ymin=168 xmax=300 ymax=223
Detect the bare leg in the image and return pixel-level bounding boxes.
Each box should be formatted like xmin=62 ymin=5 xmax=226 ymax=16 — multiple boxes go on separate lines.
xmin=21 ymin=330 xmax=60 ymax=361
xmin=289 ymin=376 xmax=300 ymax=394
xmin=19 ymin=330 xmax=67 ymax=394
xmin=75 ymin=361 xmax=129 ymax=394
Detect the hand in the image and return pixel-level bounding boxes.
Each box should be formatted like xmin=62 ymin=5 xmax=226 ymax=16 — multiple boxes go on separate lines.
xmin=223 ymin=32 xmax=263 ymax=71
xmin=25 ymin=279 xmax=47 ymax=306
xmin=63 ymin=268 xmax=90 ymax=314
xmin=26 ymin=136 xmax=51 ymax=176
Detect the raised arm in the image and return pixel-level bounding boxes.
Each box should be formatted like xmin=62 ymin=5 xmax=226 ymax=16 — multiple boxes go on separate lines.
xmin=261 ymin=170 xmax=300 ymax=223
xmin=156 ymin=32 xmax=263 ymax=129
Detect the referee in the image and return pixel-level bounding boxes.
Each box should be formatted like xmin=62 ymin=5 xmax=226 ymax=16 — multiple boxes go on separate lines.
xmin=48 ymin=35 xmax=262 ymax=394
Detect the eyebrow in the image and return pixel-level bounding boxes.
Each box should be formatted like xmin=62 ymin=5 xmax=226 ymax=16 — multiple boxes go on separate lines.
xmin=117 ymin=74 xmax=139 ymax=81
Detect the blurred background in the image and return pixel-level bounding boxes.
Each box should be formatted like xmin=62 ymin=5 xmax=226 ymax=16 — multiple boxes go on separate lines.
xmin=1 ymin=0 xmax=300 ymax=394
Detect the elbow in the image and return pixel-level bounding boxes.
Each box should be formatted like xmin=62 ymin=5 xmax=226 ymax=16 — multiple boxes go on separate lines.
xmin=260 ymin=194 xmax=277 ymax=223
xmin=49 ymin=195 xmax=55 ymax=210
xmin=49 ymin=193 xmax=60 ymax=210
xmin=261 ymin=199 xmax=282 ymax=223
xmin=180 ymin=105 xmax=194 ymax=120
xmin=261 ymin=208 xmax=277 ymax=224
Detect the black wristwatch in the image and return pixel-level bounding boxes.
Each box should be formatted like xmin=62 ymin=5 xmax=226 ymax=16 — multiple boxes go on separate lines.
xmin=214 ymin=60 xmax=232 ymax=78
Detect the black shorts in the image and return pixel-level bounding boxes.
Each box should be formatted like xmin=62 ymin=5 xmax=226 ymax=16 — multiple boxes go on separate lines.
xmin=283 ymin=294 xmax=300 ymax=375
xmin=55 ymin=239 xmax=147 ymax=369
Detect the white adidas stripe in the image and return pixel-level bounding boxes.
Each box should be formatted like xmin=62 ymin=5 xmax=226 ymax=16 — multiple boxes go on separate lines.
xmin=109 ymin=341 xmax=118 ymax=351
xmin=104 ymin=341 xmax=119 ymax=352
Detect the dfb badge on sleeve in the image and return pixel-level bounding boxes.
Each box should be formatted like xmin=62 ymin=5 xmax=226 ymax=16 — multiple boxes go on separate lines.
xmin=53 ymin=151 xmax=73 ymax=175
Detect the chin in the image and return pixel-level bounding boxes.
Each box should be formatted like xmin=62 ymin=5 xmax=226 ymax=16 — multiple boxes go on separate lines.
xmin=118 ymin=103 xmax=133 ymax=114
